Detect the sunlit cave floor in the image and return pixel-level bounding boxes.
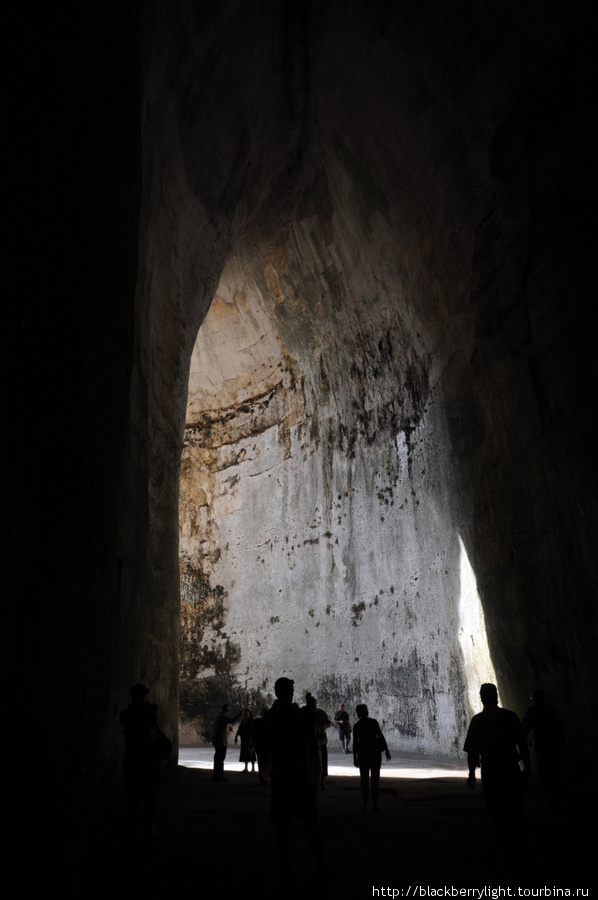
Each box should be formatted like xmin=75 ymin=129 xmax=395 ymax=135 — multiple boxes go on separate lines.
xmin=83 ymin=750 xmax=595 ymax=899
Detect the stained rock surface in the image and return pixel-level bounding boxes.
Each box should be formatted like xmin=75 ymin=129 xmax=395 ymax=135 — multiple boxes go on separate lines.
xmin=174 ymin=2 xmax=596 ymax=755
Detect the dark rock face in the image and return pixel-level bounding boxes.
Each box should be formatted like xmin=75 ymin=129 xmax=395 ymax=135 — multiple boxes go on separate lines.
xmin=2 ymin=0 xmax=596 ymax=846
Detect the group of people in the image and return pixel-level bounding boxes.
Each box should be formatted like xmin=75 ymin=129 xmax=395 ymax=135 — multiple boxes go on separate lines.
xmin=214 ymin=679 xmax=395 ymax=875
xmin=209 ymin=680 xmax=567 ymax=872
xmin=119 ymin=678 xmax=567 ymax=874
xmin=464 ymin=684 xmax=567 ymax=866
xmin=211 ymin=693 xmax=391 ymax=811
xmin=210 ymin=679 xmax=394 ymax=877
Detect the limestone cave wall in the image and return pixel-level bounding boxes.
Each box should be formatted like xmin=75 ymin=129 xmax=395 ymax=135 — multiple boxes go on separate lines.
xmin=178 ymin=1 xmax=597 ymax=758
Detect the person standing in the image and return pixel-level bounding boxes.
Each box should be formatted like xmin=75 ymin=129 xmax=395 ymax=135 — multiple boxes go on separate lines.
xmin=235 ymin=708 xmax=257 ymax=773
xmin=313 ymin=698 xmax=332 ymax=790
xmin=252 ymin=706 xmax=271 ymax=785
xmin=464 ymin=683 xmax=530 ymax=865
xmin=333 ymin=703 xmax=352 ymax=753
xmin=301 ymin=693 xmax=330 ymax=799
xmin=263 ymin=678 xmax=328 ymax=878
xmin=212 ymin=704 xmax=241 ymax=782
xmin=352 ymin=704 xmax=391 ymax=812
xmin=521 ymin=689 xmax=567 ymax=809
xmin=119 ymin=684 xmax=171 ymax=848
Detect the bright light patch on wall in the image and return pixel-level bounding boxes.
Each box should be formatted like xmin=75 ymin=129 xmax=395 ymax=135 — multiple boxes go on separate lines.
xmin=458 ymin=535 xmax=499 ymax=715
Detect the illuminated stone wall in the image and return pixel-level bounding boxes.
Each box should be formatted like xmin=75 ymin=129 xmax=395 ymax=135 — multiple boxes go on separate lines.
xmin=177 ymin=2 xmax=596 ymax=755
xmin=179 ymin=253 xmax=471 ymax=752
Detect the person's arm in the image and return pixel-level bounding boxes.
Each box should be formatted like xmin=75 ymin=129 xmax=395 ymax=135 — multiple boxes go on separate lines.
xmin=463 ymin=718 xmax=478 ymax=788
xmin=353 ymin=723 xmax=359 ymax=767
xmin=467 ymin=752 xmax=479 ymax=788
xmin=375 ymin=721 xmax=391 ymax=760
xmin=517 ymin=724 xmax=530 ymax=780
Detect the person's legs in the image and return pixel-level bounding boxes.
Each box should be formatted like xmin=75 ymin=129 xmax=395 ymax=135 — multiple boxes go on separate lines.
xmin=257 ymin=749 xmax=268 ymax=785
xmin=484 ymin=775 xmax=525 ymax=865
xmin=213 ymin=746 xmax=226 ymax=781
xmin=304 ymin=811 xmax=326 ymax=871
xmin=371 ymin=761 xmax=381 ymax=810
xmin=537 ymin=750 xmax=562 ymax=808
xmin=141 ymin=764 xmax=160 ymax=843
xmin=321 ymin=744 xmax=328 ymax=787
xmin=359 ymin=765 xmax=369 ymax=809
xmin=508 ymin=779 xmax=527 ymax=866
xmin=124 ymin=763 xmax=143 ymax=847
xmin=276 ymin=820 xmax=292 ymax=873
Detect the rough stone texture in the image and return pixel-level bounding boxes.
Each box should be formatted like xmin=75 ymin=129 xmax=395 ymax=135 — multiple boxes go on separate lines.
xmin=179 ymin=230 xmax=474 ymax=752
xmin=178 ymin=1 xmax=597 ymax=756
xmin=2 ymin=2 xmax=596 ymax=887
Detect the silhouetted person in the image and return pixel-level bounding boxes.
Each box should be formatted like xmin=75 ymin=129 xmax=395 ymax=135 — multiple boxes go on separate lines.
xmin=252 ymin=706 xmax=271 ymax=785
xmin=263 ymin=678 xmax=328 ymax=878
xmin=333 ymin=703 xmax=352 ymax=753
xmin=464 ymin=683 xmax=530 ymax=866
xmin=119 ymin=684 xmax=170 ymax=848
xmin=521 ymin=689 xmax=567 ymax=809
xmin=302 ymin=693 xmax=330 ymax=800
xmin=235 ymin=708 xmax=257 ymax=773
xmin=212 ymin=703 xmax=241 ymax=781
xmin=312 ymin=696 xmax=332 ymax=789
xmin=352 ymin=703 xmax=391 ymax=812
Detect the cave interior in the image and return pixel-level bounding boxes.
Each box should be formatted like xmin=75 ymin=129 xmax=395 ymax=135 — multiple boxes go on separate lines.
xmin=1 ymin=0 xmax=596 ymax=890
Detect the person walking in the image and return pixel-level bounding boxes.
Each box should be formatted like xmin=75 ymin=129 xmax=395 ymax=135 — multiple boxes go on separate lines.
xmin=352 ymin=703 xmax=391 ymax=812
xmin=464 ymin=683 xmax=530 ymax=865
xmin=333 ymin=703 xmax=352 ymax=753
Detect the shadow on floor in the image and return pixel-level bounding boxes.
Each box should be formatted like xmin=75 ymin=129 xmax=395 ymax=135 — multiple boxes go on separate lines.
xmin=81 ymin=765 xmax=594 ymax=899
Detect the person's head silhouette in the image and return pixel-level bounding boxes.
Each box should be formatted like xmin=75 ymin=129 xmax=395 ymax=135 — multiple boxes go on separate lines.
xmin=274 ymin=677 xmax=294 ymax=703
xmin=479 ymin=683 xmax=498 ymax=708
xmin=129 ymin=683 xmax=149 ymax=703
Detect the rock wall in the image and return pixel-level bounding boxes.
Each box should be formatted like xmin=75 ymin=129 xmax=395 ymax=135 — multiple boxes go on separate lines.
xmin=178 ymin=1 xmax=596 ymax=757
xmin=179 ymin=173 xmax=502 ymax=752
